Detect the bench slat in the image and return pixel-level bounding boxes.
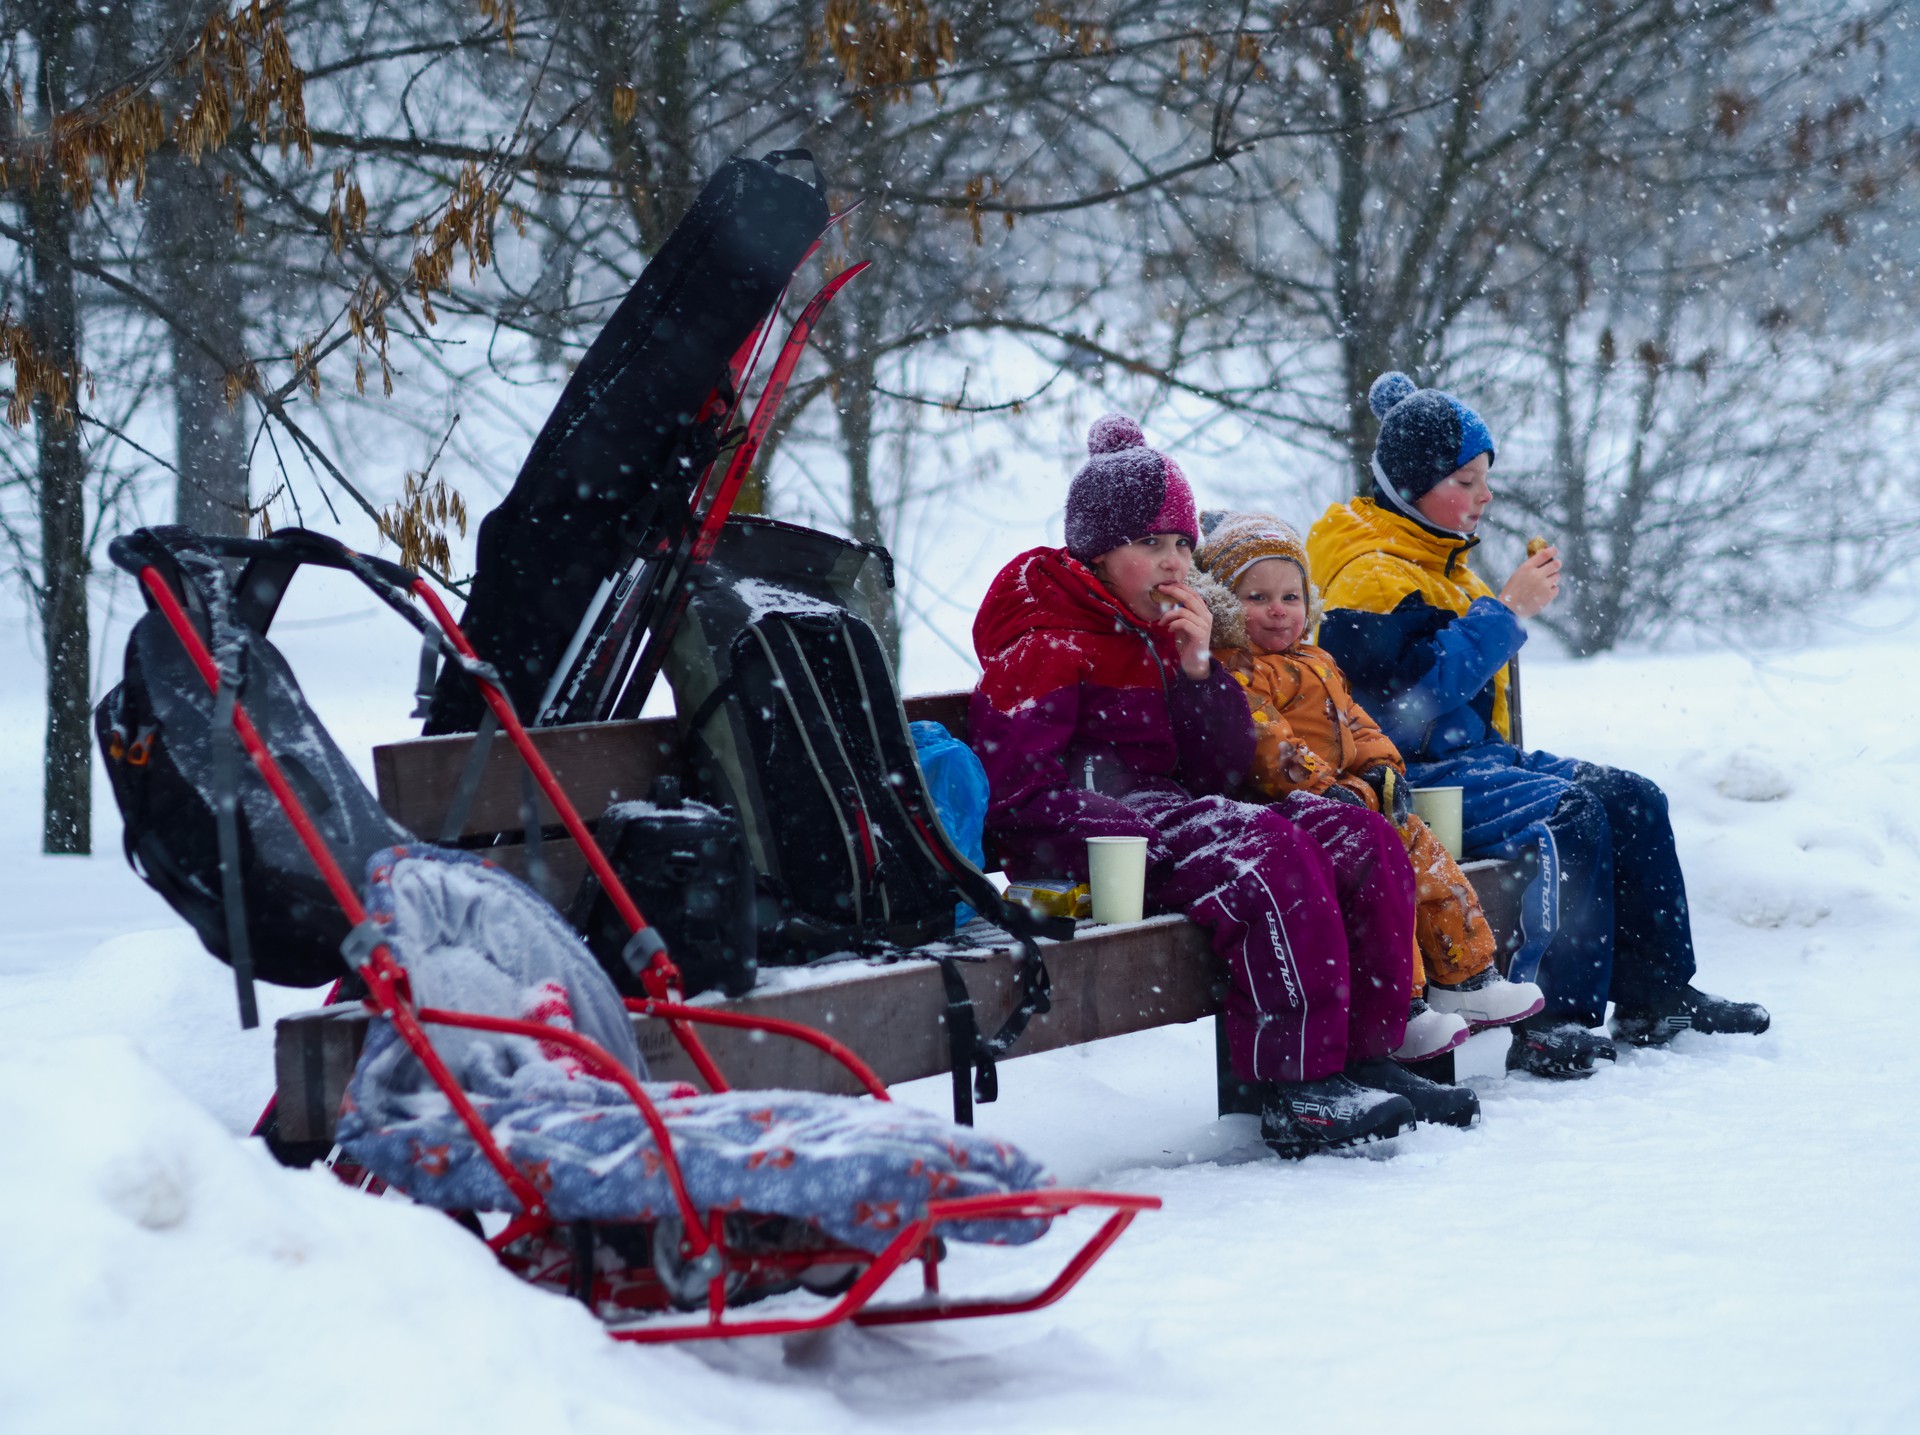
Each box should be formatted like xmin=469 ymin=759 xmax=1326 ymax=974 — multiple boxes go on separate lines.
xmin=371 ymin=692 xmax=976 ymax=840
xmin=274 ymin=915 xmax=1215 ymax=1142
xmin=372 ymin=718 xmax=682 ymax=840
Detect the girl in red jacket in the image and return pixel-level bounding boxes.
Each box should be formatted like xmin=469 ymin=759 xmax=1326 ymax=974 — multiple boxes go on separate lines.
xmin=970 ymin=415 xmax=1465 ymax=1154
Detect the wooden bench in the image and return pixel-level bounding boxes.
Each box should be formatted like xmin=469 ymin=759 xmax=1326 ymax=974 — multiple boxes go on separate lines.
xmin=273 ymin=693 xmax=1526 ymax=1143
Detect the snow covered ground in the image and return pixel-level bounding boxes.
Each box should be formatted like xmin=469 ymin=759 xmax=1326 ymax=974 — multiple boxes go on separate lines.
xmin=4 ymin=595 xmax=1919 ymax=1432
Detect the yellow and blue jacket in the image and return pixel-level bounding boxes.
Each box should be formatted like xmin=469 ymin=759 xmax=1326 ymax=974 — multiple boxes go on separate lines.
xmin=1305 ymin=498 xmax=1525 ymax=764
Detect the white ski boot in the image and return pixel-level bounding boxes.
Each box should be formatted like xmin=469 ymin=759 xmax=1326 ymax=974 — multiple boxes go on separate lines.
xmin=1391 ymin=997 xmax=1469 ymax=1063
xmin=1426 ymin=966 xmax=1545 ymax=1032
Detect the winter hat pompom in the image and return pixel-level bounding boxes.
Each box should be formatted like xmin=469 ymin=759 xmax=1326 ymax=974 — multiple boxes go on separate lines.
xmin=1368 ymin=371 xmax=1417 ymax=419
xmin=1064 ymin=413 xmax=1198 ymax=562
xmin=1087 ymin=412 xmax=1147 ymax=455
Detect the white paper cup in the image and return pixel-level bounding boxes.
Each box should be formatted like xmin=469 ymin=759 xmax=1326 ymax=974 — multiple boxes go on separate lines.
xmin=1411 ymin=786 xmax=1465 ymax=860
xmin=1085 ymin=835 xmax=1149 ymax=924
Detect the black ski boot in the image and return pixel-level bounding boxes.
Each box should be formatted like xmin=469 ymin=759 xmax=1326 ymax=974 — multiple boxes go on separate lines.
xmin=1348 ymin=1057 xmax=1480 ymax=1129
xmin=1505 ymin=1014 xmax=1617 ymax=1079
xmin=1260 ymin=1075 xmax=1415 ymax=1159
xmin=1610 ymin=986 xmax=1771 ymax=1047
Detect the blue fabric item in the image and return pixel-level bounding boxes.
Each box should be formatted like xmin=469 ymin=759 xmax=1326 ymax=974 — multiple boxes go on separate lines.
xmin=1448 ymin=398 xmax=1495 ymax=472
xmin=335 ymin=846 xmax=1051 ymax=1250
xmin=1318 ymin=594 xmax=1523 ymax=762
xmin=1408 ymin=747 xmax=1697 ymax=1024
xmin=911 ymin=719 xmax=991 ymax=925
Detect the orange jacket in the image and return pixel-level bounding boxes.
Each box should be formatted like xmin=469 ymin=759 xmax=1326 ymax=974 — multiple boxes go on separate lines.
xmin=1198 ymin=571 xmax=1403 ymax=805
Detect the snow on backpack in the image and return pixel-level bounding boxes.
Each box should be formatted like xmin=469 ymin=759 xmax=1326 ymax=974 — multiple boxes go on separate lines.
xmin=663 ymin=516 xmax=1068 ymax=1111
xmin=95 ymin=527 xmax=411 ymax=1014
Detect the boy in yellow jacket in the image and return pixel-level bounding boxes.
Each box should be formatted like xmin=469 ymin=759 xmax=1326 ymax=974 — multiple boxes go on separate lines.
xmin=1306 ymin=370 xmax=1769 ymax=1076
xmin=1194 ymin=513 xmax=1543 ymax=1063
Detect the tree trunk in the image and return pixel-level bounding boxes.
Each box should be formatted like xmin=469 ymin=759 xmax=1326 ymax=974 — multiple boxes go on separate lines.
xmin=149 ymin=150 xmax=251 ymax=536
xmin=26 ymin=9 xmax=91 ymax=855
xmin=836 ymin=344 xmax=901 ymax=670
xmin=1329 ymin=39 xmax=1380 ymax=497
xmin=1544 ymin=299 xmax=1605 ymax=657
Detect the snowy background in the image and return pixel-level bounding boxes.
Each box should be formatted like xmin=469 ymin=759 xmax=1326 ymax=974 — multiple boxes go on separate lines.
xmin=3 ymin=517 xmax=1918 ymax=1433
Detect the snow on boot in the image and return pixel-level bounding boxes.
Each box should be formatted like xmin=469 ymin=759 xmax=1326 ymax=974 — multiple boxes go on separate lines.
xmin=1505 ymin=1015 xmax=1617 ymax=1079
xmin=1348 ymin=1057 xmax=1480 ymax=1130
xmin=1391 ymin=997 xmax=1469 ymax=1063
xmin=1260 ymin=1075 xmax=1415 ymax=1160
xmin=1426 ymin=967 xmax=1546 ymax=1032
xmin=1610 ymin=986 xmax=1771 ymax=1047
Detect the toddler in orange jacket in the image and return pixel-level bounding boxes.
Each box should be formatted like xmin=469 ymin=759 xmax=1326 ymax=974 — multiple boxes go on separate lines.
xmin=1195 ymin=512 xmax=1543 ymax=1060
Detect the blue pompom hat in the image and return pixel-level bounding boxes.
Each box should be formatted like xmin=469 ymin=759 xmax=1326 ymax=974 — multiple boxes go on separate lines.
xmin=1366 ymin=371 xmax=1496 ymax=522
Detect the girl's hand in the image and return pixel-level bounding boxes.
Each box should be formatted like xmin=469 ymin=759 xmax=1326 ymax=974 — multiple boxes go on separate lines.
xmin=1500 ymin=546 xmax=1562 ymax=619
xmin=1154 ymin=580 xmax=1214 ymax=679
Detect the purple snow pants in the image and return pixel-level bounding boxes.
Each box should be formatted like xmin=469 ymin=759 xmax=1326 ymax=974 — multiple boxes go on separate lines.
xmin=1129 ymin=788 xmax=1415 ymax=1084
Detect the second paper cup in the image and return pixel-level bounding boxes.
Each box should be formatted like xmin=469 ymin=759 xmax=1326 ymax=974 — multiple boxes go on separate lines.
xmin=1411 ymin=785 xmax=1465 ymax=859
xmin=1086 ymin=835 xmax=1149 ymax=924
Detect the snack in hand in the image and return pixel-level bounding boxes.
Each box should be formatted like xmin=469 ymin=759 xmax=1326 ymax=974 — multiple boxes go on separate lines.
xmin=1526 ymin=536 xmax=1550 ymax=558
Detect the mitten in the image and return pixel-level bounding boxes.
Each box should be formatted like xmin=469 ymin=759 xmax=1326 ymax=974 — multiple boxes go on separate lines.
xmin=1362 ymin=765 xmax=1413 ymax=824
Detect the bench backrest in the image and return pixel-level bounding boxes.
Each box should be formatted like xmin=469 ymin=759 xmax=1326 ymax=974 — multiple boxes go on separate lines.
xmin=371 ymin=691 xmax=976 ymax=894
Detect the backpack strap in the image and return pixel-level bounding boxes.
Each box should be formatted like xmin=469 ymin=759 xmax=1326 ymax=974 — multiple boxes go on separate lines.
xmin=938 ymin=956 xmax=993 ymax=1124
xmin=211 ymin=669 xmax=260 ymax=1029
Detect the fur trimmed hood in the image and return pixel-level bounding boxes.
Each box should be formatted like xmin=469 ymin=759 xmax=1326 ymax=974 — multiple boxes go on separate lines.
xmin=1193 ymin=568 xmax=1252 ymax=653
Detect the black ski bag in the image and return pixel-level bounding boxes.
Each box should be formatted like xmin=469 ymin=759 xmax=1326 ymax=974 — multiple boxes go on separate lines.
xmin=426 ymin=153 xmax=830 ymax=733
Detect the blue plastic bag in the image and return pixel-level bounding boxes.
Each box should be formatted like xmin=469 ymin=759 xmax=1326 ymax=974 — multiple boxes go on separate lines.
xmin=910 ymin=720 xmax=990 ymax=926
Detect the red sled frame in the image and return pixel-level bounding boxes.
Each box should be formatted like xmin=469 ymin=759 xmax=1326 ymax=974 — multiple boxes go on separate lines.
xmin=130 ymin=546 xmax=1158 ymax=1343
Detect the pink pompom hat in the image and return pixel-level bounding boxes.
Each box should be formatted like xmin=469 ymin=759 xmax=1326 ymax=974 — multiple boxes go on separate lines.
xmin=1063 ymin=413 xmax=1198 ymax=563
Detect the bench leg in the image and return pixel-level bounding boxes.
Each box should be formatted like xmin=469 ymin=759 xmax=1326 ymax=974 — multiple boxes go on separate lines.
xmin=1402 ymin=1049 xmax=1456 ymax=1085
xmin=1215 ymin=1013 xmax=1264 ymax=1117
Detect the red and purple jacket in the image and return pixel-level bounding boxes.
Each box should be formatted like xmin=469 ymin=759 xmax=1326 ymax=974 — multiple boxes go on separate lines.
xmin=969 ymin=547 xmax=1255 ymax=878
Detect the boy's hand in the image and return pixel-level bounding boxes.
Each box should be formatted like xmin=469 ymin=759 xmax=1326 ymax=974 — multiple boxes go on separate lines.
xmin=1500 ymin=545 xmax=1561 ymax=619
xmin=1154 ymin=580 xmax=1215 ymax=679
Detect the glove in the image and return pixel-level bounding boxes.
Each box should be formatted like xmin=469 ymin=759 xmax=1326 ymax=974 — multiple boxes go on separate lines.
xmin=1361 ymin=765 xmax=1413 ymax=824
xmin=1319 ymin=784 xmax=1366 ymax=808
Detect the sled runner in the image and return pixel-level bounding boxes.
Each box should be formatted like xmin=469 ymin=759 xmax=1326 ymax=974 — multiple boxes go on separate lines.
xmin=99 ymin=525 xmax=1157 ymax=1343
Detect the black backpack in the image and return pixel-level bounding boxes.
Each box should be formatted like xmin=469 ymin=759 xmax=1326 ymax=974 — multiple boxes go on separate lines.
xmin=663 ymin=517 xmax=1065 ymax=1114
xmin=664 ymin=518 xmax=974 ymax=953
xmin=95 ymin=528 xmax=412 ymax=1009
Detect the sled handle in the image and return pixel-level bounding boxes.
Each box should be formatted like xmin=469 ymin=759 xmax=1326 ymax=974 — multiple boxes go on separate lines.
xmin=409 ymin=579 xmax=732 ymax=1097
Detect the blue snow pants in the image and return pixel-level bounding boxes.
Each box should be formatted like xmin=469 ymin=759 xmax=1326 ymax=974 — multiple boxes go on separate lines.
xmin=1408 ymin=746 xmax=1696 ymax=1027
